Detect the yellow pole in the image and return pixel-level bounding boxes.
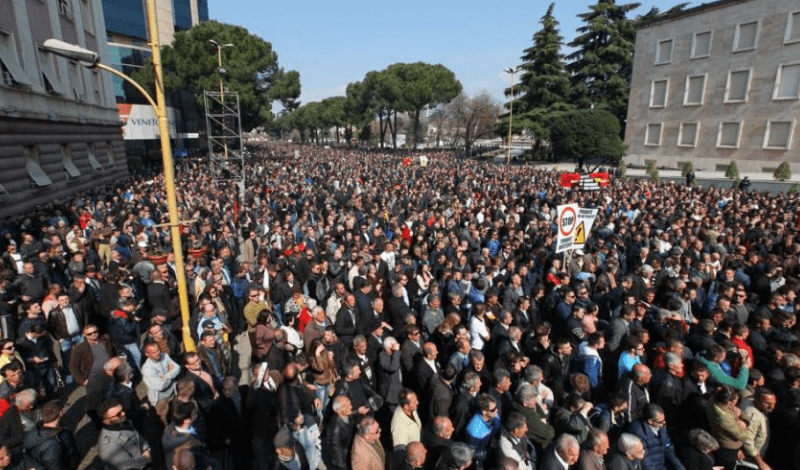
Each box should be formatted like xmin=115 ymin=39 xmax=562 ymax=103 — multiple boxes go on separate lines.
xmin=145 ymin=0 xmax=195 ymax=352
xmin=506 ymin=68 xmax=515 ymax=165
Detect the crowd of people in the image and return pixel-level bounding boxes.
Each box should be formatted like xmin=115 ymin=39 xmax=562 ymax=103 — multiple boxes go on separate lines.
xmin=0 ymin=143 xmax=798 ymax=470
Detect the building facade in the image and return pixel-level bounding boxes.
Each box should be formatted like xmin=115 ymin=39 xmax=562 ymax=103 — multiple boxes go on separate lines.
xmin=0 ymin=0 xmax=127 ymax=216
xmin=624 ymin=0 xmax=800 ymax=174
xmin=102 ymin=0 xmax=207 ymax=159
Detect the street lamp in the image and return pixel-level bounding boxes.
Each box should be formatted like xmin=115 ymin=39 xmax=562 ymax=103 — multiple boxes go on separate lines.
xmin=208 ymin=39 xmax=234 ymax=101
xmin=42 ymin=0 xmax=196 ymax=353
xmin=504 ymin=67 xmax=517 ymax=165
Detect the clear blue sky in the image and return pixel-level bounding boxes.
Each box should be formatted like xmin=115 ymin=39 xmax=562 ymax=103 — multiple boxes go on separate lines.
xmin=210 ymin=0 xmax=685 ymax=105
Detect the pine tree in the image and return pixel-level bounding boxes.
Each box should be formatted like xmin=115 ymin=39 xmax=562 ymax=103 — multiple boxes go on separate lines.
xmin=502 ymin=3 xmax=572 ymax=153
xmin=566 ymin=0 xmax=640 ymax=132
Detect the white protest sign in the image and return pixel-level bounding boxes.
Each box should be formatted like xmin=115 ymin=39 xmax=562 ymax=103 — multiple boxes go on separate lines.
xmin=556 ymin=204 xmax=578 ymax=253
xmin=573 ymin=207 xmax=599 ymax=250
xmin=556 ymin=204 xmax=598 ymax=253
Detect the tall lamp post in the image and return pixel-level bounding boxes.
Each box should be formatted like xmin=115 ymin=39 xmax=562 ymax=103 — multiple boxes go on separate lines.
xmin=504 ymin=67 xmax=517 ymax=165
xmin=43 ymin=0 xmax=196 ymax=352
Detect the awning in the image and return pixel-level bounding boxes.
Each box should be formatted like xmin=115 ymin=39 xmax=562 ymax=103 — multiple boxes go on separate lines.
xmin=26 ymin=160 xmax=52 ymax=187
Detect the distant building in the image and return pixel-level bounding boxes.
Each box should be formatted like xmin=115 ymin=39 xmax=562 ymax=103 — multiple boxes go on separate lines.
xmin=103 ymin=0 xmax=208 ymax=159
xmin=624 ymin=0 xmax=800 ymax=174
xmin=0 ymin=0 xmax=127 ymax=216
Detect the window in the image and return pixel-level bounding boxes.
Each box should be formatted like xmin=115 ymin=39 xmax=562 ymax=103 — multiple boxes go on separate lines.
xmin=69 ymin=61 xmax=84 ymax=101
xmin=0 ymin=29 xmax=26 ymax=86
xmin=764 ymin=120 xmax=794 ymax=149
xmin=733 ymin=21 xmax=758 ymax=52
xmin=774 ymin=63 xmax=800 ymax=100
xmin=106 ymin=141 xmax=115 ymax=166
xmin=655 ymin=39 xmax=673 ymax=64
xmin=691 ymin=31 xmax=712 ymax=58
xmin=717 ymin=122 xmax=742 ymax=148
xmin=57 ymin=0 xmax=70 ymax=16
xmin=81 ymin=0 xmax=94 ymax=35
xmin=684 ymin=74 xmax=706 ymax=106
xmin=785 ymin=11 xmax=800 ymax=44
xmin=62 ymin=145 xmax=81 ymax=181
xmin=725 ymin=69 xmax=751 ymax=102
xmin=37 ymin=46 xmax=66 ymax=94
xmin=678 ymin=123 xmax=699 ymax=147
xmin=92 ymin=71 xmax=102 ymax=105
xmin=645 ymin=123 xmax=662 ymax=146
xmin=650 ymin=79 xmax=668 ymax=107
xmin=88 ymin=148 xmax=103 ymax=172
xmin=25 ymin=146 xmax=52 ymax=187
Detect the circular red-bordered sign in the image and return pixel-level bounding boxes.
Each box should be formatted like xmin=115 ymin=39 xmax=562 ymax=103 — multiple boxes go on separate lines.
xmin=559 ymin=206 xmax=577 ymax=237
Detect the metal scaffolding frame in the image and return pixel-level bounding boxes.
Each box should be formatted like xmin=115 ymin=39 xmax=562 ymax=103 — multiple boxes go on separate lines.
xmin=204 ymin=91 xmax=245 ymax=188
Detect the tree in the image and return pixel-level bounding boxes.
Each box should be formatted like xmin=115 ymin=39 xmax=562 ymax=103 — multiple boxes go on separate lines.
xmin=503 ymin=3 xmax=573 ymax=151
xmin=549 ymin=109 xmax=626 ymax=160
xmin=774 ymin=162 xmax=792 ymax=181
xmin=388 ymin=62 xmax=462 ymax=149
xmin=725 ymin=160 xmax=739 ymax=179
xmin=566 ymin=0 xmax=639 ymax=132
xmin=447 ymin=91 xmax=502 ymax=155
xmin=681 ymin=161 xmax=694 ymax=176
xmin=636 ymin=2 xmax=690 ymax=22
xmin=132 ymin=21 xmax=300 ymax=130
xmin=321 ymin=97 xmax=347 ymax=144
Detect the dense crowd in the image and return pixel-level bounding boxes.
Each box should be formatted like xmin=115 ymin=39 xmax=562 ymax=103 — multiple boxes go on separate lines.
xmin=0 ymin=144 xmax=798 ymax=470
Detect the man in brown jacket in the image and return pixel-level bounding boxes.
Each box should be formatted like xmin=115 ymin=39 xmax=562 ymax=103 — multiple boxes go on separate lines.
xmin=352 ymin=415 xmax=385 ymax=470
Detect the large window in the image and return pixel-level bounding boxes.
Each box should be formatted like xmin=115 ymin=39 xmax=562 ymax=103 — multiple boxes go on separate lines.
xmin=785 ymin=11 xmax=800 ymax=44
xmin=655 ymin=39 xmax=673 ymax=65
xmin=717 ymin=122 xmax=742 ymax=148
xmin=733 ymin=21 xmax=758 ymax=52
xmin=764 ymin=121 xmax=794 ymax=149
xmin=691 ymin=31 xmax=712 ymax=58
xmin=678 ymin=123 xmax=699 ymax=147
xmin=102 ymin=0 xmax=147 ymax=40
xmin=645 ymin=123 xmax=663 ymax=146
xmin=173 ymin=0 xmax=193 ymax=32
xmin=725 ymin=69 xmax=751 ymax=103
xmin=774 ymin=63 xmax=800 ymax=100
xmin=684 ymin=74 xmax=706 ymax=106
xmin=650 ymin=79 xmax=668 ymax=107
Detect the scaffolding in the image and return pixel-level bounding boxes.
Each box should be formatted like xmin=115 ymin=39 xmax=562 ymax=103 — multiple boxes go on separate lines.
xmin=204 ymin=91 xmax=245 ymax=189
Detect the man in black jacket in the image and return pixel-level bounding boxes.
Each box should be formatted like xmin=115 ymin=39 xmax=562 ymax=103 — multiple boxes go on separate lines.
xmin=323 ymin=395 xmax=355 ymax=470
xmin=22 ymin=400 xmax=79 ymax=470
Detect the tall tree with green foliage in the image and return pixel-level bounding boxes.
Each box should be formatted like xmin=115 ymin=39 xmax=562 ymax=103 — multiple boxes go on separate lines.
xmin=389 ymin=62 xmax=462 ymax=149
xmin=321 ymin=97 xmax=347 ymax=144
xmin=504 ymin=3 xmax=573 ymax=153
xmin=566 ymin=0 xmax=639 ymax=132
xmin=132 ymin=21 xmax=300 ymax=130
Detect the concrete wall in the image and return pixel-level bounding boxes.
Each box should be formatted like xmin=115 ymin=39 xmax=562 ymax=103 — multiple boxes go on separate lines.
xmin=625 ymin=0 xmax=800 ymax=173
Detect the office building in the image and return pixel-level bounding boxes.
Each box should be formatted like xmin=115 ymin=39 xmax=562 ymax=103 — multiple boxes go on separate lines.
xmin=624 ymin=0 xmax=800 ymax=174
xmin=0 ymin=0 xmax=127 ymax=216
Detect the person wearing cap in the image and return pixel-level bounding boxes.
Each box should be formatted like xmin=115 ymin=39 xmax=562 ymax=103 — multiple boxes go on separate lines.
xmin=22 ymin=400 xmax=79 ymax=470
xmin=272 ymin=425 xmax=310 ymax=470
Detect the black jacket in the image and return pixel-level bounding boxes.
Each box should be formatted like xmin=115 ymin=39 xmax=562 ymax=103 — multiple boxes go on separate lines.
xmin=22 ymin=424 xmax=80 ymax=470
xmin=323 ymin=414 xmax=355 ymax=470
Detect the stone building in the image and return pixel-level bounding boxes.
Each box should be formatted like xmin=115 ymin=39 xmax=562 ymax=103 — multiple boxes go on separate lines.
xmin=0 ymin=0 xmax=126 ymax=216
xmin=624 ymin=0 xmax=800 ymax=174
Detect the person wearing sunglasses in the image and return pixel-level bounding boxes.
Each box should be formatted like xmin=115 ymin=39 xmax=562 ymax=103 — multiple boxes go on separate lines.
xmin=629 ymin=403 xmax=686 ymax=470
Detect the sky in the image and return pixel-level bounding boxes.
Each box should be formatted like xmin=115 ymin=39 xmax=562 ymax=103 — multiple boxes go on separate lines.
xmin=209 ymin=0 xmax=690 ymax=106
